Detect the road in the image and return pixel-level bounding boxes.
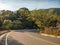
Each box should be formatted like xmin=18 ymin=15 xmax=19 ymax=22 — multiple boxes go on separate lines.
xmin=0 ymin=30 xmax=60 ymax=45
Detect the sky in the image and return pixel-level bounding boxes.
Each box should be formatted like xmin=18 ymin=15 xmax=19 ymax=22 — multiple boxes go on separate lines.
xmin=0 ymin=0 xmax=60 ymax=11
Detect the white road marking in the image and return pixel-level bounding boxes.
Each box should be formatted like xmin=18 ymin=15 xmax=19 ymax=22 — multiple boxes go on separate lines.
xmin=0 ymin=34 xmax=6 ymax=40
xmin=5 ymin=33 xmax=10 ymax=45
xmin=0 ymin=33 xmax=8 ymax=45
xmin=5 ymin=33 xmax=7 ymax=45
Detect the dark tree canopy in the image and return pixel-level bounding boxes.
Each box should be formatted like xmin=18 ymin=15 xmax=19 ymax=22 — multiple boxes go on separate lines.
xmin=0 ymin=7 xmax=60 ymax=30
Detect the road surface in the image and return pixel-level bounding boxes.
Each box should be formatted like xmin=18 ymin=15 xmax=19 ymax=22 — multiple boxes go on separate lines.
xmin=0 ymin=30 xmax=60 ymax=45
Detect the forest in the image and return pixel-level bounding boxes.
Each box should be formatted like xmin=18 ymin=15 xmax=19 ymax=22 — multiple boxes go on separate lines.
xmin=0 ymin=7 xmax=60 ymax=35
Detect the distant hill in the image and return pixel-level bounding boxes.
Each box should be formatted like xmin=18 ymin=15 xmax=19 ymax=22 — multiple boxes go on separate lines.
xmin=37 ymin=8 xmax=60 ymax=15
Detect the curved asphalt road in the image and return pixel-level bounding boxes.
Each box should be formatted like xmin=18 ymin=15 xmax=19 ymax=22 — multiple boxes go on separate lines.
xmin=0 ymin=30 xmax=60 ymax=45
xmin=6 ymin=30 xmax=60 ymax=45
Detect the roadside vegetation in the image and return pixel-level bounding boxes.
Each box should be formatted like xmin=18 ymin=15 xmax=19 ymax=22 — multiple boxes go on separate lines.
xmin=0 ymin=7 xmax=60 ymax=36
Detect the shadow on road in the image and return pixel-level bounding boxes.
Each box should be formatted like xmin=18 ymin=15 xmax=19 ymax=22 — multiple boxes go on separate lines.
xmin=8 ymin=38 xmax=24 ymax=45
xmin=13 ymin=29 xmax=38 ymax=33
xmin=0 ymin=37 xmax=24 ymax=45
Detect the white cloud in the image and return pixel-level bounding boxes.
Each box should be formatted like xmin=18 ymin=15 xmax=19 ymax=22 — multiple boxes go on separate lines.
xmin=0 ymin=3 xmax=13 ymax=10
xmin=0 ymin=0 xmax=60 ymax=11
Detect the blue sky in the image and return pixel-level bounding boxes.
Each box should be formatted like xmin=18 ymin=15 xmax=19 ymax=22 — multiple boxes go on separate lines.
xmin=0 ymin=0 xmax=60 ymax=11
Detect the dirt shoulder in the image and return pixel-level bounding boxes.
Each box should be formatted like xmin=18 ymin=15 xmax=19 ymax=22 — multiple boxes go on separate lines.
xmin=0 ymin=30 xmax=10 ymax=36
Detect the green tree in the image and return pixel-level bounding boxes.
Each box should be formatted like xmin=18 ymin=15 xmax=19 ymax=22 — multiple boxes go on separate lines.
xmin=11 ymin=20 xmax=23 ymax=29
xmin=3 ymin=20 xmax=12 ymax=30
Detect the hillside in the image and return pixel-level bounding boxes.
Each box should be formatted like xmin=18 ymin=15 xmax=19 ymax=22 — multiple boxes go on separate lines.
xmin=0 ymin=7 xmax=60 ymax=35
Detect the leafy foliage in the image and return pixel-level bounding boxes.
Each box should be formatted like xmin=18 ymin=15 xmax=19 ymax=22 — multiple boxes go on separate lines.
xmin=0 ymin=7 xmax=60 ymax=35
